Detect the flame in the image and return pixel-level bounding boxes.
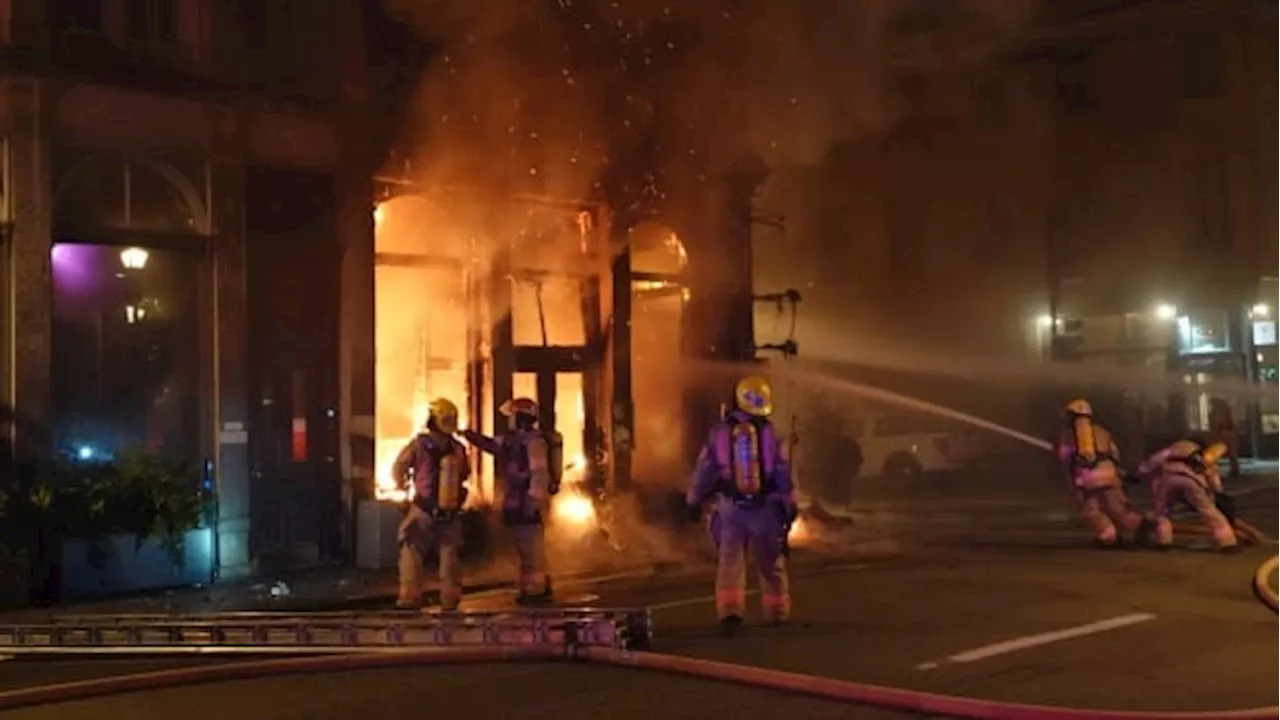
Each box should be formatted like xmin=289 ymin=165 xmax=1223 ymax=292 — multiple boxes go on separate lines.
xmin=552 ymin=492 xmax=596 ymax=527
xmin=788 ymin=515 xmax=812 ymax=543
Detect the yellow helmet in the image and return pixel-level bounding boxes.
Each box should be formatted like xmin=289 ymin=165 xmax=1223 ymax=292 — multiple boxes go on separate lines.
xmin=1064 ymin=399 xmax=1092 ymax=417
xmin=427 ymin=398 xmax=460 ymax=434
xmin=1200 ymin=441 xmax=1228 ymax=467
xmin=734 ymin=376 xmax=774 ymax=418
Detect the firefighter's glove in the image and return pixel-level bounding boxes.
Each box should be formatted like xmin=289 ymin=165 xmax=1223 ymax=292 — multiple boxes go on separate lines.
xmin=1214 ymin=492 xmax=1237 ymax=525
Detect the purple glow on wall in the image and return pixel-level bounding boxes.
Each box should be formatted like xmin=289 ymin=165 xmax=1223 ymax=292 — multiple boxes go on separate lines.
xmin=50 ymin=243 xmax=104 ymax=299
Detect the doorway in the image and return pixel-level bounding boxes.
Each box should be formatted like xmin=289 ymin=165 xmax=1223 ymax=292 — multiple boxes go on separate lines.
xmin=512 ymin=369 xmax=586 ymax=483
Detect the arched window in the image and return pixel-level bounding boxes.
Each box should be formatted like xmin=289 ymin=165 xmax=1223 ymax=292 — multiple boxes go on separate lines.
xmin=49 ymin=151 xmax=207 ymax=466
xmin=54 ymin=151 xmax=207 ymax=236
xmin=629 ymin=221 xmax=688 ymax=277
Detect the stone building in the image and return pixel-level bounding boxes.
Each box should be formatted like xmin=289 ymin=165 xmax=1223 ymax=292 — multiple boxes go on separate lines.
xmin=0 ymin=0 xmax=376 ymax=582
xmin=768 ymin=0 xmax=1276 ymax=452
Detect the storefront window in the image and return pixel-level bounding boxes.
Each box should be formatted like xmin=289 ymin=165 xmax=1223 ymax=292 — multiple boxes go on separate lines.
xmin=511 ymin=277 xmax=586 ymax=347
xmin=50 ymin=243 xmax=202 ymax=463
xmin=373 ymin=262 xmax=468 ymax=501
xmin=1175 ymin=309 xmax=1230 ymax=355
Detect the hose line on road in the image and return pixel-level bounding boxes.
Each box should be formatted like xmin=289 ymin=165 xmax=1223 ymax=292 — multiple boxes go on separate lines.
xmin=0 ymin=645 xmax=1277 ymax=720
xmin=0 ymin=646 xmax=564 ymax=712
xmin=1252 ymin=554 xmax=1279 ymax=614
xmin=582 ymin=648 xmax=1280 ymax=720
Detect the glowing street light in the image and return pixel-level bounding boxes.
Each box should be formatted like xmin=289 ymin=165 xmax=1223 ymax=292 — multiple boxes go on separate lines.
xmin=1251 ymin=303 xmax=1271 ymax=319
xmin=119 ymin=246 xmax=149 ymax=270
xmin=1153 ymin=303 xmax=1178 ymax=321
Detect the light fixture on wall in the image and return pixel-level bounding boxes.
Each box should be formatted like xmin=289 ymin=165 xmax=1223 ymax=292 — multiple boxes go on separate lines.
xmin=120 ymin=246 xmax=149 ymax=270
xmin=1252 ymin=303 xmax=1271 ymax=319
xmin=1153 ymin=303 xmax=1177 ymax=321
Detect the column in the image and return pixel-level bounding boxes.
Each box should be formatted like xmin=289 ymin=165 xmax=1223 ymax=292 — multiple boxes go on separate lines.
xmin=336 ymin=0 xmax=375 ymax=558
xmin=3 ymin=76 xmax=51 ymax=461
xmin=209 ymin=111 xmax=252 ymax=579
xmin=337 ymin=157 xmax=374 ymax=560
xmin=608 ymin=234 xmax=633 ymax=492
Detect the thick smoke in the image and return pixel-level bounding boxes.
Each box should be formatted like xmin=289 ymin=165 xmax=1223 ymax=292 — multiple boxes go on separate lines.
xmin=377 ymin=0 xmax=918 ymax=194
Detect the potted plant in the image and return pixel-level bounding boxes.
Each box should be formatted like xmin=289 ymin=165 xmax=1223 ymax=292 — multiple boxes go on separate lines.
xmin=38 ymin=449 xmax=216 ymax=599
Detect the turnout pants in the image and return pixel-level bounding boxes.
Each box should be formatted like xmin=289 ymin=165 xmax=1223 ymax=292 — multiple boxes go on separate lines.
xmin=714 ymin=501 xmax=790 ymax=622
xmin=1153 ymin=476 xmax=1237 ymax=549
xmin=397 ymin=504 xmax=462 ymax=609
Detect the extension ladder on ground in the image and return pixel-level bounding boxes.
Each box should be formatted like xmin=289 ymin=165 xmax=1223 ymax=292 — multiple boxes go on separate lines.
xmin=0 ymin=608 xmax=653 ymax=656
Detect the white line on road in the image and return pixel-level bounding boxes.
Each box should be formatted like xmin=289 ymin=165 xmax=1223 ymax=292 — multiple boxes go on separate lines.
xmin=647 ymin=590 xmax=761 ymax=611
xmin=916 ymin=613 xmax=1157 ymax=670
xmin=648 ymin=564 xmax=870 ymax=611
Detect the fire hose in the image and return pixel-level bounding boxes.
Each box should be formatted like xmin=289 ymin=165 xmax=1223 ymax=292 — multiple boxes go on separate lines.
xmin=0 ymin=645 xmax=1275 ymax=719
xmin=1252 ymin=554 xmax=1279 ymax=614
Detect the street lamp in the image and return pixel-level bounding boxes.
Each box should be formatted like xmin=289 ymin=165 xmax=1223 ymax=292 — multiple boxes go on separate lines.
xmin=120 ymin=247 xmax=149 ymax=270
xmin=1153 ymin=303 xmax=1177 ymax=321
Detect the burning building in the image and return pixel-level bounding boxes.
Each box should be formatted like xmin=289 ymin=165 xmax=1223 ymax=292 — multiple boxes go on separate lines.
xmin=358 ymin=164 xmax=702 ymax=563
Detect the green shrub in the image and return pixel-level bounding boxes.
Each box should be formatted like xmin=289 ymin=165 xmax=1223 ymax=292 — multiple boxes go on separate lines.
xmin=24 ymin=449 xmax=214 ymax=567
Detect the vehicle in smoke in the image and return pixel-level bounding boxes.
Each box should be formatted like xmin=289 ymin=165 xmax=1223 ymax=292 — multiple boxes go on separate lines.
xmin=850 ymin=412 xmax=986 ymax=481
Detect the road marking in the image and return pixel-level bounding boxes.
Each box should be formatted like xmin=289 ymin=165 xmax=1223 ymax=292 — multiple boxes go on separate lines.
xmin=826 ymin=563 xmax=871 ymax=572
xmin=561 ymin=568 xmax=655 ymax=585
xmin=646 ymin=564 xmax=869 ymax=611
xmin=648 ymin=590 xmax=761 ymax=611
xmin=916 ymin=613 xmax=1157 ymax=670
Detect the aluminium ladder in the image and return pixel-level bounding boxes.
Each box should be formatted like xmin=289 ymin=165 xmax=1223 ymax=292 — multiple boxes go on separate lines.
xmin=0 ymin=608 xmax=653 ymax=656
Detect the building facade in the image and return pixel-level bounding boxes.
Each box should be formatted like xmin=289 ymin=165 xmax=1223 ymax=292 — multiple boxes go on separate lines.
xmin=790 ymin=0 xmax=1276 ymax=452
xmin=0 ymin=0 xmax=374 ymax=581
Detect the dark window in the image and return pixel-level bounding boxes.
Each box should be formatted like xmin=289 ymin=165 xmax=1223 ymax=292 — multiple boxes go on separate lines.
xmin=972 ymin=78 xmax=1006 ymax=124
xmin=1189 ymin=160 xmax=1230 ymax=250
xmin=63 ymin=0 xmax=104 ymax=32
xmin=242 ymin=0 xmax=269 ymax=51
xmin=1176 ymin=31 xmax=1225 ymax=99
xmin=126 ymin=0 xmax=150 ymax=39
xmin=126 ymin=0 xmax=178 ymax=41
xmin=156 ymin=0 xmax=177 ymax=38
xmin=1054 ymin=46 xmax=1096 ymax=114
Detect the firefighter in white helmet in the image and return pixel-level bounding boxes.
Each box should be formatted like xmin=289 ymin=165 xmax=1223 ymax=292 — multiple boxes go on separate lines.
xmin=391 ymin=398 xmax=470 ymax=610
xmin=1056 ymin=399 xmax=1148 ymax=547
xmin=1136 ymin=438 xmax=1239 ymax=553
xmin=463 ymin=397 xmax=564 ymax=604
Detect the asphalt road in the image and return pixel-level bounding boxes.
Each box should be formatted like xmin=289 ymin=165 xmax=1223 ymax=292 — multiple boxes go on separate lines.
xmin=3 ymin=471 xmax=1276 ymax=719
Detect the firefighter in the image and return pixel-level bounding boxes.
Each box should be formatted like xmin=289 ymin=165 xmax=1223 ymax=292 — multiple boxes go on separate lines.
xmin=463 ymin=397 xmax=563 ymax=605
xmin=685 ymin=376 xmax=795 ymax=636
xmin=391 ymin=398 xmax=470 ymax=610
xmin=1136 ymin=438 xmax=1239 ymax=553
xmin=1056 ymin=399 xmax=1148 ymax=548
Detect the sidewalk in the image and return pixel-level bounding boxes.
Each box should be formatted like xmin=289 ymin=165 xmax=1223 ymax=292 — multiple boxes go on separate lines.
xmin=0 ymin=555 xmax=661 ymax=622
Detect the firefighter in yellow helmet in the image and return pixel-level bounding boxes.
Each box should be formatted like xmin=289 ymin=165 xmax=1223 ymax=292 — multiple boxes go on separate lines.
xmin=685 ymin=376 xmax=795 ymax=636
xmin=1136 ymin=438 xmax=1239 ymax=553
xmin=391 ymin=398 xmax=470 ymax=609
xmin=463 ymin=397 xmax=564 ymax=604
xmin=1055 ymin=399 xmax=1147 ymax=548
